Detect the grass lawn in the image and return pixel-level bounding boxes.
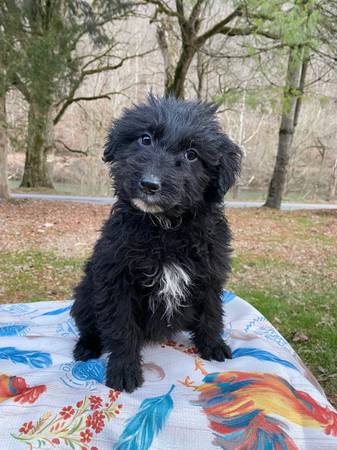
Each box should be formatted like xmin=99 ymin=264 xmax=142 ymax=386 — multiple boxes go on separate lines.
xmin=0 ymin=200 xmax=336 ymax=406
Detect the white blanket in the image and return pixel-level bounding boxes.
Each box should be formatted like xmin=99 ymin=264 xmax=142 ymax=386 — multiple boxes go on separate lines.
xmin=0 ymin=291 xmax=336 ymax=449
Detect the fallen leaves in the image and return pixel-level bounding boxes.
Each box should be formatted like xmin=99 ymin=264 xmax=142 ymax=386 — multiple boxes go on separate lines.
xmin=0 ymin=200 xmax=110 ymax=257
xmin=291 ymin=331 xmax=310 ymax=342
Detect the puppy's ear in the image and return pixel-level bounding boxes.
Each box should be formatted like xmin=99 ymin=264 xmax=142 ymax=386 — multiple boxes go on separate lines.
xmin=206 ymin=134 xmax=243 ymax=203
xmin=218 ymin=134 xmax=243 ymax=195
xmin=102 ymin=128 xmax=117 ymax=163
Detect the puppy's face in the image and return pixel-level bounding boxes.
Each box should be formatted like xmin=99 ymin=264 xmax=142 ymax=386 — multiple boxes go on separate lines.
xmin=104 ymin=95 xmax=242 ymax=215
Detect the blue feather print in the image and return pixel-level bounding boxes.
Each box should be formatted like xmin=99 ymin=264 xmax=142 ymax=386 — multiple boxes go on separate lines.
xmin=0 ymin=304 xmax=34 ymax=314
xmin=114 ymin=384 xmax=175 ymax=450
xmin=0 ymin=346 xmax=52 ymax=368
xmin=72 ymin=359 xmax=106 ymax=383
xmin=221 ymin=290 xmax=236 ymax=304
xmin=31 ymin=305 xmax=72 ymax=319
xmin=0 ymin=324 xmax=29 ymax=336
xmin=232 ymin=347 xmax=298 ymax=371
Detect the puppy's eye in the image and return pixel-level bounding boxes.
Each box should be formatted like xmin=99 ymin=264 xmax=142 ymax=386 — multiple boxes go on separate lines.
xmin=184 ymin=149 xmax=198 ymax=162
xmin=139 ymin=134 xmax=152 ymax=146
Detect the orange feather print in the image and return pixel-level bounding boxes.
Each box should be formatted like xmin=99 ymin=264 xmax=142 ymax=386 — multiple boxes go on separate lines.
xmin=0 ymin=373 xmax=46 ymax=404
xmin=195 ymin=371 xmax=337 ymax=450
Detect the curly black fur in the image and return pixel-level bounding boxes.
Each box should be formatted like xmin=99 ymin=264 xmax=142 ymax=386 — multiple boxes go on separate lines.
xmin=71 ymin=95 xmax=242 ymax=392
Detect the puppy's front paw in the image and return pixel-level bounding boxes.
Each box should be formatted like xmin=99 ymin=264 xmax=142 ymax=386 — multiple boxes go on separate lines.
xmin=73 ymin=338 xmax=102 ymax=361
xmin=197 ymin=340 xmax=232 ymax=362
xmin=106 ymin=361 xmax=144 ymax=393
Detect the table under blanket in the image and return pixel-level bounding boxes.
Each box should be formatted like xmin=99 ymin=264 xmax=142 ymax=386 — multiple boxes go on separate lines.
xmin=0 ymin=291 xmax=336 ymax=450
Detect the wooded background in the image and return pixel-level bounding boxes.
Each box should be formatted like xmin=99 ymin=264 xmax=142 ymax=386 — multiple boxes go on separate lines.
xmin=1 ymin=0 xmax=337 ymax=208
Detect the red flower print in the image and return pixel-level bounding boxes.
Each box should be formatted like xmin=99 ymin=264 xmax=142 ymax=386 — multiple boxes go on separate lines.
xmin=86 ymin=414 xmax=92 ymax=427
xmin=80 ymin=428 xmax=93 ymax=443
xmin=12 ymin=391 xmax=122 ymax=450
xmin=161 ymin=340 xmax=196 ymax=354
xmin=114 ymin=404 xmax=123 ymax=415
xmin=91 ymin=410 xmax=105 ymax=433
xmin=185 ymin=347 xmax=197 ymax=354
xmin=14 ymin=385 xmax=46 ymax=404
xmin=60 ymin=405 xmax=75 ymax=419
xmin=19 ymin=421 xmax=33 ymax=434
xmin=89 ymin=395 xmax=102 ymax=410
xmin=108 ymin=390 xmax=120 ymax=403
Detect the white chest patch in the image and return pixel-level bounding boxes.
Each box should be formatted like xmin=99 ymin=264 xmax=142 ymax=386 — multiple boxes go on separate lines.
xmin=132 ymin=199 xmax=163 ymax=214
xmin=157 ymin=263 xmax=191 ymax=318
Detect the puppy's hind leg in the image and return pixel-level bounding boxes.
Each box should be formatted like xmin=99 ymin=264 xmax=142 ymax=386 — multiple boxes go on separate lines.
xmin=71 ymin=272 xmax=102 ymax=361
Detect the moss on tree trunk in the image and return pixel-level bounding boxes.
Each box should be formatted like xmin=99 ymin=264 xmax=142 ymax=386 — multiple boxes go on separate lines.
xmin=165 ymin=44 xmax=196 ymax=99
xmin=264 ymin=47 xmax=306 ymax=209
xmin=21 ymin=102 xmax=54 ymax=188
xmin=0 ymin=93 xmax=10 ymax=199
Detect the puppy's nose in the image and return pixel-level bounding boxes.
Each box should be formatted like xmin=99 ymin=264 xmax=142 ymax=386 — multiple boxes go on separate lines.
xmin=140 ymin=176 xmax=161 ymax=195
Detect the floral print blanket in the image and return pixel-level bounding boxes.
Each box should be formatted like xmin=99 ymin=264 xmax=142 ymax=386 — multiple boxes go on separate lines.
xmin=0 ymin=291 xmax=336 ymax=450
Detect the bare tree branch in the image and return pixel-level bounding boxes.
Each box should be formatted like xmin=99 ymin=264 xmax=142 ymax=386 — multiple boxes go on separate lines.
xmin=175 ymin=1 xmax=185 ymax=34
xmin=80 ymin=42 xmax=118 ymax=71
xmin=54 ymin=48 xmax=156 ymax=125
xmin=81 ymin=47 xmax=156 ymax=77
xmin=64 ymin=93 xmax=117 ymax=103
xmin=189 ymin=0 xmax=204 ymax=26
xmin=201 ymin=43 xmax=284 ymax=60
xmin=55 ymin=139 xmax=88 ymax=155
xmin=219 ymin=26 xmax=279 ymax=40
xmin=196 ymin=6 xmax=243 ymax=46
xmin=143 ymin=0 xmax=177 ymax=17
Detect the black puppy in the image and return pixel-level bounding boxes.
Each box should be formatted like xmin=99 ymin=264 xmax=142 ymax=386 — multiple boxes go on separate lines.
xmin=71 ymin=95 xmax=242 ymax=392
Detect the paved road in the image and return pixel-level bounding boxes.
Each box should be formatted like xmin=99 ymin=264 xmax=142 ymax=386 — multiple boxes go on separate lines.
xmin=9 ymin=193 xmax=337 ymax=211
xmin=12 ymin=193 xmax=117 ymax=205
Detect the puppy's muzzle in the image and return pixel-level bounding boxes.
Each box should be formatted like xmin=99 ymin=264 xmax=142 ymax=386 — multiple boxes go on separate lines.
xmin=139 ymin=176 xmax=161 ymax=195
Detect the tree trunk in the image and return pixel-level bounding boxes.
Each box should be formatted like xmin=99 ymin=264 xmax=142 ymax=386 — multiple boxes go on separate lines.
xmin=165 ymin=44 xmax=196 ymax=99
xmin=328 ymin=157 xmax=337 ymax=200
xmin=0 ymin=93 xmax=10 ymax=199
xmin=21 ymin=102 xmax=54 ymax=188
xmin=156 ymin=17 xmax=176 ymax=96
xmin=264 ymin=47 xmax=306 ymax=209
xmin=196 ymin=51 xmax=206 ymax=100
